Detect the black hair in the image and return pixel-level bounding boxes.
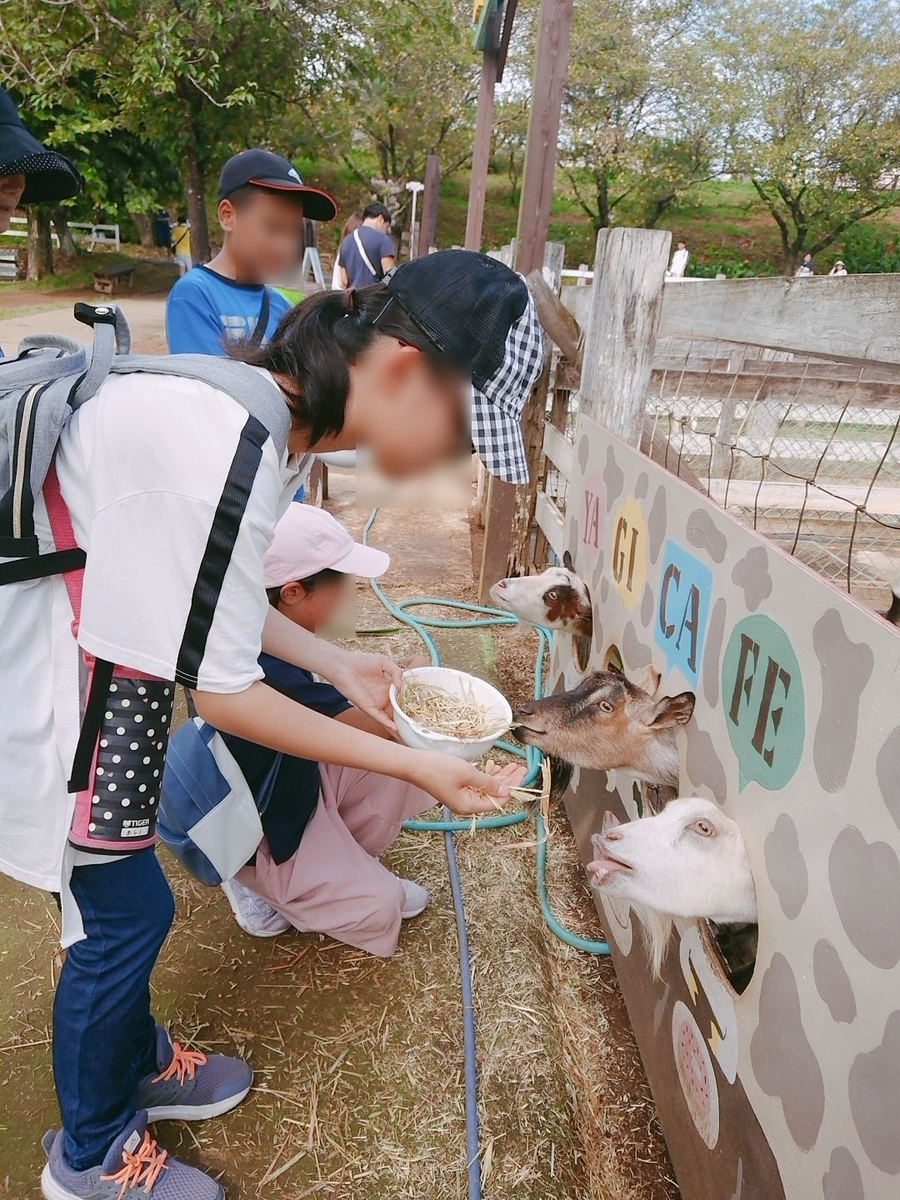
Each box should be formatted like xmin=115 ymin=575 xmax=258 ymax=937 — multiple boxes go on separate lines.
xmin=266 ymin=567 xmax=346 ymax=608
xmin=235 ymin=284 xmax=458 ymax=446
xmin=362 ymin=202 xmax=392 ymax=222
xmin=223 ymin=182 xmax=303 ymax=210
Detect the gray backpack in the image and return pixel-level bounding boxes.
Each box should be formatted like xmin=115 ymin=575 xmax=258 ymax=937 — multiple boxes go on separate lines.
xmin=0 ymin=301 xmax=291 ymax=855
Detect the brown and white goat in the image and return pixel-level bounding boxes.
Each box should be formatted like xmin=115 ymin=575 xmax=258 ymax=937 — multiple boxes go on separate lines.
xmin=512 ymin=665 xmax=694 ymax=791
xmin=490 ymin=553 xmax=592 ymax=638
xmin=588 ymin=799 xmax=757 ymax=977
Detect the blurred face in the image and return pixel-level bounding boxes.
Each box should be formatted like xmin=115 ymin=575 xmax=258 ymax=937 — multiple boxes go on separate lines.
xmin=277 ymin=574 xmax=351 ymax=633
xmin=349 ymin=341 xmax=470 ymax=479
xmin=219 ymin=189 xmax=305 ymax=281
xmin=0 ymin=174 xmax=26 ymax=232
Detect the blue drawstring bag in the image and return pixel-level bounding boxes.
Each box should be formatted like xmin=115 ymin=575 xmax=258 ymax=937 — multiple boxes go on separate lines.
xmin=158 ymin=718 xmax=282 ymax=886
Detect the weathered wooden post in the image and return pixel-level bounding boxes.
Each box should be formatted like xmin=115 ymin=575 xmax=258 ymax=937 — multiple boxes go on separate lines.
xmin=418 ymin=155 xmax=440 ymax=256
xmin=465 ymin=5 xmax=502 ymax=250
xmin=580 ymin=227 xmax=671 ymax=443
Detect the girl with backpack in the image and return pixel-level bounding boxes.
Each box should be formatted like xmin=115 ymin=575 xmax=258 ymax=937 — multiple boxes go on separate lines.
xmin=1 ymin=250 xmax=542 ymax=1200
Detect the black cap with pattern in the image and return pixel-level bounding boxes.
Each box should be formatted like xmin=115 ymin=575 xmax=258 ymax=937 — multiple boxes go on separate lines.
xmin=383 ymin=250 xmax=544 ymax=484
xmin=0 ymin=90 xmax=81 ymax=205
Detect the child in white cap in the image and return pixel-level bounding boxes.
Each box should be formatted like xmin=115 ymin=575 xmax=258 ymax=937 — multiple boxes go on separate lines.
xmin=218 ymin=503 xmax=434 ymax=954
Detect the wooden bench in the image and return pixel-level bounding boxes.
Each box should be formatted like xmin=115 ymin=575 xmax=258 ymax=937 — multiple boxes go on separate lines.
xmin=92 ymin=262 xmax=135 ymax=295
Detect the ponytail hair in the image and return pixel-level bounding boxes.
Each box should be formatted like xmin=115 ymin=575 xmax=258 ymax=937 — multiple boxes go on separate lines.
xmin=234 ymin=284 xmax=451 ymax=446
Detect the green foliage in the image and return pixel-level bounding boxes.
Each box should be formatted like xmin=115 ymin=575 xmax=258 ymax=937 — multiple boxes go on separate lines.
xmin=839 ymin=224 xmax=900 ymax=275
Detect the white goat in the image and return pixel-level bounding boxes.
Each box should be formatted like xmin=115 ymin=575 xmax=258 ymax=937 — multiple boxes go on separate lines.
xmin=588 ymin=798 xmax=757 ymax=976
xmin=490 ymin=555 xmax=592 ymax=638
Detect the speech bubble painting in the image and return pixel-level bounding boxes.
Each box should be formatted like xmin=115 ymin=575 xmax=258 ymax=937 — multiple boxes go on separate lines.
xmin=654 ymin=538 xmax=714 ymax=686
xmin=610 ymin=494 xmax=648 ymax=613
xmin=723 ymin=614 xmax=805 ymax=791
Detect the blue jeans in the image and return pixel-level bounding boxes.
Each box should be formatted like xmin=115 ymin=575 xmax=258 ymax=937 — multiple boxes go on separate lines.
xmin=53 ymin=848 xmax=175 ymax=1169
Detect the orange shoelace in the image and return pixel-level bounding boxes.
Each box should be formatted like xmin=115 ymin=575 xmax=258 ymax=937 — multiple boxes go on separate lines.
xmin=151 ymin=1040 xmax=208 ymax=1085
xmin=100 ymin=1130 xmax=169 ymax=1198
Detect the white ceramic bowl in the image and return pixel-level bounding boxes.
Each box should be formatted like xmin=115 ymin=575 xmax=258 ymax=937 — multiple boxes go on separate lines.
xmin=390 ymin=666 xmax=512 ymax=761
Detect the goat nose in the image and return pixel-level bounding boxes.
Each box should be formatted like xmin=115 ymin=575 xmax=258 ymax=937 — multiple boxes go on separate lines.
xmin=495 ymin=578 xmax=507 ymax=590
xmin=515 ymin=700 xmax=536 ymax=717
xmin=605 ymin=828 xmax=622 ymax=842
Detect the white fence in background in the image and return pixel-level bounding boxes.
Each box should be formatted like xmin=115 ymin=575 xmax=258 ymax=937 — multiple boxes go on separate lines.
xmin=3 ymin=215 xmax=121 ymax=252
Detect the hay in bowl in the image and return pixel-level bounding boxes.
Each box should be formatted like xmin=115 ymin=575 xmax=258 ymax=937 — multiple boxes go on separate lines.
xmin=390 ymin=666 xmax=513 ymax=761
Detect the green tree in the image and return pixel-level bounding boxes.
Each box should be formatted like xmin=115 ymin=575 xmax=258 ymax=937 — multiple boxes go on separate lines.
xmin=712 ymin=0 xmax=900 ymax=272
xmin=560 ymin=0 xmax=722 ymax=232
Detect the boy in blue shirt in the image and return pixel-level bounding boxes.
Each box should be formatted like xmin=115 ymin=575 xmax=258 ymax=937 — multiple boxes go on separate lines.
xmin=166 ymin=148 xmax=337 ymax=355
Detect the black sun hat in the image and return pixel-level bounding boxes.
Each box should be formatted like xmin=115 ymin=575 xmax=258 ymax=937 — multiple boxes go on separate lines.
xmin=0 ymin=89 xmax=81 ymax=205
xmin=380 ymin=250 xmax=544 ymax=484
xmin=218 ymin=148 xmax=337 ymax=222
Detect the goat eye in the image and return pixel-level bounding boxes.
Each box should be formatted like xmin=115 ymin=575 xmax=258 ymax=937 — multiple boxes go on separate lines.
xmin=546 ymin=589 xmax=559 ymax=601
xmin=599 ymin=700 xmax=614 ymax=713
xmin=693 ymin=819 xmax=714 ymax=837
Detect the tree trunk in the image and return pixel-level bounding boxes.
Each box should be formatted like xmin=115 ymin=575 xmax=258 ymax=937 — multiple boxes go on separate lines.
xmin=51 ymin=207 xmax=79 ymax=258
xmin=27 ymin=207 xmax=54 ymax=280
xmin=596 ymin=172 xmax=611 ymax=231
xmin=130 ymin=211 xmax=156 ymax=249
xmin=184 ymin=147 xmax=210 ymax=263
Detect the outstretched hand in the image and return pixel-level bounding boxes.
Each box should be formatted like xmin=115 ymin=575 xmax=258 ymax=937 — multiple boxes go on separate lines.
xmin=417 ymin=756 xmax=528 ymax=816
xmin=327 ymin=649 xmax=402 ymax=733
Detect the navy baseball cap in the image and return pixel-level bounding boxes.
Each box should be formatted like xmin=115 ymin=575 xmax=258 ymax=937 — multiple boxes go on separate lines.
xmin=217 ymin=148 xmax=337 ymax=221
xmin=380 ymin=250 xmax=545 ymax=485
xmin=0 ymin=89 xmax=81 ymax=205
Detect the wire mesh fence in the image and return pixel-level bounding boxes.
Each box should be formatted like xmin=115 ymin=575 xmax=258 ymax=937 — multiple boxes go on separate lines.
xmin=534 ymin=335 xmax=900 ymax=610
xmin=646 ymin=337 xmax=900 ymax=609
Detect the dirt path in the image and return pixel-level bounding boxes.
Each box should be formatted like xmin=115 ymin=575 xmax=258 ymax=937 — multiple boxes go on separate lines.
xmin=0 ymin=295 xmax=168 ymax=355
xmin=0 ymin=335 xmax=678 ymax=1196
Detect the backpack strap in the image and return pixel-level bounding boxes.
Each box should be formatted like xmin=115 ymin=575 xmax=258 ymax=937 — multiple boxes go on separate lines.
xmin=353 ymin=227 xmax=379 ymax=278
xmin=249 ymin=288 xmax=271 ymax=349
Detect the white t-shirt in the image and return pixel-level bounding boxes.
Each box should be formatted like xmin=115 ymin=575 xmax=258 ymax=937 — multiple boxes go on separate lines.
xmin=0 ymin=370 xmax=307 ymax=893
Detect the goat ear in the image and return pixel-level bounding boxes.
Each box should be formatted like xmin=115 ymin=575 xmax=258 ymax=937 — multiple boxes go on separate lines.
xmin=562 ymin=550 xmax=575 ymax=571
xmin=645 ymin=691 xmax=696 ymax=728
xmin=633 ymin=664 xmax=662 ymax=697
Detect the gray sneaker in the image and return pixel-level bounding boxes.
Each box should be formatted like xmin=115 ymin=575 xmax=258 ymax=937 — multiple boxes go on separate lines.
xmin=136 ymin=1025 xmax=252 ymax=1122
xmin=41 ymin=1110 xmax=224 ymax=1199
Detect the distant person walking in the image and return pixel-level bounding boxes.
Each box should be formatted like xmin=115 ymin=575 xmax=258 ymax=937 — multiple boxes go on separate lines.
xmin=339 ymin=202 xmax=396 ymax=287
xmin=667 ymin=239 xmax=690 ymax=278
xmin=795 ymin=252 xmax=815 ymax=277
xmin=170 ymin=216 xmax=192 ymax=276
xmin=829 ymin=260 xmax=848 ymax=276
xmin=332 ymin=211 xmax=362 ymax=288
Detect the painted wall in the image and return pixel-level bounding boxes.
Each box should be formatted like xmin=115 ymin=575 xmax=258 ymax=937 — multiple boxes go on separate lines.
xmin=557 ymin=414 xmax=900 ymax=1200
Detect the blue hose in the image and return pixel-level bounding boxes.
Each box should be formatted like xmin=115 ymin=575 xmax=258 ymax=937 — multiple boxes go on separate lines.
xmin=361 ymin=509 xmax=609 ymax=1199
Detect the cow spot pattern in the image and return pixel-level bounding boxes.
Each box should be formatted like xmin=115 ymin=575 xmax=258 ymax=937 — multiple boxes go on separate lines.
xmin=876 ymin=724 xmax=900 ymax=832
xmin=731 ymin=545 xmax=773 ymax=612
xmin=635 ymin=470 xmax=649 ymax=500
xmin=600 ymin=575 xmax=610 ymax=605
xmin=765 ymin=814 xmax=809 ymax=920
xmin=812 ymin=609 xmax=874 ymax=793
xmin=603 ymin=445 xmax=625 ymax=506
xmin=829 ymin=827 xmax=900 ymax=969
xmin=750 ymin=952 xmax=825 ymax=1152
xmin=685 ymin=507 xmax=728 ymax=563
xmin=622 ymin=620 xmax=653 ymax=669
xmin=813 ymin=939 xmax=857 ymax=1024
xmin=822 ymin=1147 xmax=864 ymax=1200
xmin=849 ymin=1009 xmax=900 ymax=1175
xmin=684 ymin=723 xmax=727 ymax=803
xmin=702 ymin=596 xmax=728 ymax=709
xmin=578 ymin=432 xmax=590 ymax=473
xmin=640 ymin=581 xmax=654 ymax=629
xmin=647 ymin=484 xmax=668 ymax=563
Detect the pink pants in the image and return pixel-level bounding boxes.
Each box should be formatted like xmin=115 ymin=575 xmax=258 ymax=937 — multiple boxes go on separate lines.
xmin=236 ymin=764 xmax=432 ymax=957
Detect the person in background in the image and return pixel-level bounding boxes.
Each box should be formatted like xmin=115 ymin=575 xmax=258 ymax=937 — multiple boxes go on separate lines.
xmin=332 ymin=211 xmax=362 ymax=288
xmin=339 ymin=201 xmax=395 ymax=288
xmin=165 ymin=147 xmax=337 ymax=354
xmin=829 ymin=259 xmax=848 ymax=276
xmin=170 ymin=215 xmax=192 ymax=276
xmin=667 ymin=239 xmax=690 ymax=278
xmin=214 ymin=504 xmax=435 ymax=949
xmin=0 ymin=88 xmax=81 ymax=234
xmin=795 ymin=252 xmax=815 ymax=277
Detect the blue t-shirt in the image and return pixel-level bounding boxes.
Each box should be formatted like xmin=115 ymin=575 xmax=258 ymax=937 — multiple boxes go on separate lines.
xmin=339 ymin=226 xmax=396 ymax=287
xmin=166 ymin=264 xmax=291 ymax=355
xmin=221 ymin=653 xmax=350 ymax=864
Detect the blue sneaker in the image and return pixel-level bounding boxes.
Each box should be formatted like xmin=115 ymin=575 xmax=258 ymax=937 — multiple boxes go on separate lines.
xmin=136 ymin=1025 xmax=252 ymax=1122
xmin=41 ymin=1110 xmax=224 ymax=1199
